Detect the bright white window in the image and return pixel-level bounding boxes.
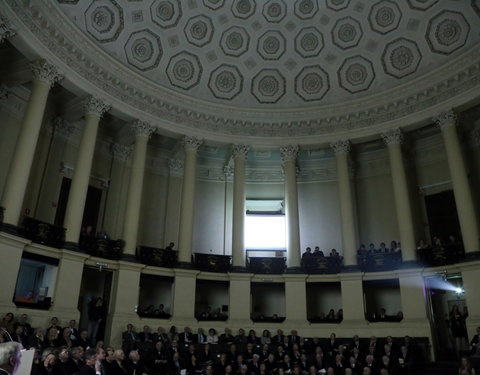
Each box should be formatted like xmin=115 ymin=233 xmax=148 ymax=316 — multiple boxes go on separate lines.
xmin=245 ymin=214 xmax=286 ymax=250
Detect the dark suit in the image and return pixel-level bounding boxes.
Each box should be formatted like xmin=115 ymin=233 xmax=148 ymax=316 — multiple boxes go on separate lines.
xmin=79 ymin=364 xmax=96 ymax=375
xmin=169 ymin=359 xmax=186 ymax=375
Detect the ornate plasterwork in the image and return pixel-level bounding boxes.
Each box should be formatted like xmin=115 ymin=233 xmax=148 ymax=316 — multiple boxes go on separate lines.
xmin=433 ymin=109 xmax=458 ymax=130
xmin=280 ymin=145 xmax=299 ymax=162
xmin=31 ymin=60 xmax=64 ymax=87
xmin=232 ymin=144 xmax=250 ymax=159
xmin=182 ymin=135 xmax=203 ymax=151
xmin=330 ymin=139 xmax=351 ymax=155
xmin=4 ymin=0 xmax=480 ymax=143
xmin=84 ymin=96 xmax=111 ymax=117
xmin=0 ymin=15 xmax=16 ymax=43
xmin=381 ymin=128 xmax=403 ymax=145
xmin=51 ymin=117 xmax=75 ymax=138
xmin=131 ymin=119 xmax=155 ymax=138
xmin=168 ymin=158 xmax=184 ymax=175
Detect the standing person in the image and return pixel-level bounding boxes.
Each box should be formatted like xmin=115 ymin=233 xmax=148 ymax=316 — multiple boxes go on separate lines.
xmin=451 ymin=304 xmax=469 ymax=355
xmin=88 ymin=297 xmax=106 ymax=346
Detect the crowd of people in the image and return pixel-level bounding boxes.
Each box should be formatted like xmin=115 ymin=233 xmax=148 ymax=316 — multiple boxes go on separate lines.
xmin=2 ymin=311 xmax=480 ymax=375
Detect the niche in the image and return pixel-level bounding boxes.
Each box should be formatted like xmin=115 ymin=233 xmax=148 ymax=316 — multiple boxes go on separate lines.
xmin=137 ymin=274 xmax=173 ymax=318
xmin=195 ymin=279 xmax=229 ymax=321
xmin=306 ymin=282 xmax=342 ymax=323
xmin=251 ymin=282 xmax=285 ymax=322
xmin=363 ymin=278 xmax=403 ymax=322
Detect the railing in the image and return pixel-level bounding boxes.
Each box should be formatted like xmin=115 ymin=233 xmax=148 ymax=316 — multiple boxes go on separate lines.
xmin=22 ymin=217 xmax=65 ymax=248
xmin=308 ymin=317 xmax=343 ymax=324
xmin=417 ymin=244 xmax=465 ymax=267
xmin=247 ymin=257 xmax=286 ymax=274
xmin=365 ymin=313 xmax=404 ymax=323
xmin=193 ymin=253 xmax=232 ymax=273
xmin=251 ymin=315 xmax=286 ymax=323
xmin=79 ymin=235 xmax=124 ymax=260
xmin=302 ymin=256 xmax=343 ymax=274
xmin=137 ymin=246 xmax=178 ymax=268
xmin=357 ymin=251 xmax=403 ymax=272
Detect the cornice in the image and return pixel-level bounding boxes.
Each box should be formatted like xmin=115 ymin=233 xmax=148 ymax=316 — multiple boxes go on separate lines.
xmin=3 ymin=0 xmax=480 ymax=145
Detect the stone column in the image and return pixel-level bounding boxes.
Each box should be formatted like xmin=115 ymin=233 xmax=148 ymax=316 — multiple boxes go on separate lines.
xmin=1 ymin=60 xmax=63 ymax=227
xmin=228 ymin=273 xmax=253 ymax=325
xmin=178 ymin=136 xmax=202 ymax=265
xmin=63 ymin=97 xmax=110 ymax=245
xmin=280 ymin=145 xmax=301 ymax=269
xmin=331 ymin=140 xmax=358 ymax=267
xmin=434 ymin=110 xmax=480 ymax=255
xmin=122 ymin=121 xmax=155 ymax=259
xmin=340 ymin=274 xmax=366 ymax=324
xmin=172 ymin=269 xmax=199 ymax=322
xmin=381 ymin=129 xmax=417 ymax=261
xmin=231 ymin=145 xmax=249 ymax=268
xmin=283 ymin=275 xmax=307 ymax=324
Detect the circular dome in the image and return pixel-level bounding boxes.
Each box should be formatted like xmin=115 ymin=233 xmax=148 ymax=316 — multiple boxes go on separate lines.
xmin=5 ymin=0 xmax=480 ymax=144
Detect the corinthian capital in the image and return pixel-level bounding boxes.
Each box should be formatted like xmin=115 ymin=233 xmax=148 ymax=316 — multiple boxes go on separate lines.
xmin=112 ymin=143 xmax=132 ymax=161
xmin=182 ymin=135 xmax=203 ymax=151
xmin=433 ymin=109 xmax=458 ymax=131
xmin=381 ymin=128 xmax=403 ymax=146
xmin=280 ymin=145 xmax=299 ymax=162
xmin=131 ymin=120 xmax=155 ymax=138
xmin=0 ymin=16 xmax=16 ymax=43
xmin=84 ymin=96 xmax=111 ymax=117
xmin=330 ymin=139 xmax=351 ymax=155
xmin=31 ymin=59 xmax=63 ymax=87
xmin=232 ymin=144 xmax=250 ymax=159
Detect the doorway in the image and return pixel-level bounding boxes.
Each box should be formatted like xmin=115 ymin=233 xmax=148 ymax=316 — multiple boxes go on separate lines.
xmin=424 ymin=273 xmax=468 ymax=360
xmin=424 ymin=190 xmax=461 ymax=242
xmin=55 ymin=177 xmax=103 ymax=233
xmin=78 ymin=266 xmax=113 ymax=343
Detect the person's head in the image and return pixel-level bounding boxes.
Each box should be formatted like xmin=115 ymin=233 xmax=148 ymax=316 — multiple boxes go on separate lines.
xmin=71 ymin=347 xmax=84 ymax=360
xmin=345 ymin=369 xmax=353 ymax=375
xmin=42 ymin=352 xmax=57 ymax=368
xmin=127 ymin=324 xmax=133 ymax=331
xmin=209 ymin=328 xmax=216 ymax=336
xmin=382 ymin=355 xmax=390 ymax=365
xmin=58 ymin=347 xmax=70 ymax=361
xmin=366 ymin=354 xmax=374 ymax=364
xmin=62 ymin=327 xmax=71 ymax=338
xmin=225 ymin=364 xmax=232 ymax=374
xmin=309 ymin=365 xmax=317 ymax=375
xmin=362 ymin=367 xmax=372 ymax=375
xmin=460 ymin=356 xmax=471 ymax=369
xmin=69 ymin=320 xmax=76 ymax=328
xmin=350 ymin=356 xmax=357 ymax=364
xmin=96 ymin=347 xmax=105 ymax=361
xmin=105 ymin=347 xmax=114 ymax=360
xmin=3 ymin=313 xmax=14 ymax=323
xmin=80 ymin=329 xmax=88 ymax=340
xmin=50 ymin=317 xmax=59 ymax=326
xmin=0 ymin=342 xmax=22 ymax=373
xmin=96 ymin=298 xmax=103 ymax=307
xmin=113 ymin=349 xmax=124 ymax=362
xmin=85 ymin=349 xmax=97 ymax=366
xmin=330 ymin=332 xmax=336 ymax=339
xmin=144 ymin=325 xmax=150 ymax=333
xmin=19 ymin=314 xmax=28 ymax=323
xmin=129 ymin=350 xmax=140 ymax=362
xmin=327 ymin=367 xmax=335 ymax=375
xmin=173 ymin=352 xmax=180 ymax=361
xmin=306 ymin=247 xmax=311 ymax=252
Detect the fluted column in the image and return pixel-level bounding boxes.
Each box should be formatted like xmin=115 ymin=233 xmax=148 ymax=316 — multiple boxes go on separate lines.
xmin=63 ymin=97 xmax=110 ymax=244
xmin=231 ymin=145 xmax=250 ymax=268
xmin=122 ymin=120 xmax=155 ymax=258
xmin=280 ymin=145 xmax=301 ymax=269
xmin=178 ymin=136 xmax=203 ymax=264
xmin=331 ymin=140 xmax=358 ymax=266
xmin=1 ymin=60 xmax=63 ymax=227
xmin=381 ymin=129 xmax=416 ymax=261
xmin=434 ymin=110 xmax=480 ymax=254
xmin=0 ymin=16 xmax=16 ymax=44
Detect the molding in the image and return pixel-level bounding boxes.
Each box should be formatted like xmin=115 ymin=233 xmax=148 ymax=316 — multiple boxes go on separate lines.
xmin=0 ymin=14 xmax=16 ymax=43
xmin=4 ymin=0 xmax=480 ymax=144
xmin=330 ymin=139 xmax=351 ymax=155
xmin=381 ymin=128 xmax=403 ymax=146
xmin=433 ymin=109 xmax=458 ymax=131
xmin=182 ymin=135 xmax=203 ymax=152
xmin=131 ymin=120 xmax=155 ymax=139
xmin=30 ymin=59 xmax=63 ymax=87
xmin=232 ymin=144 xmax=250 ymax=160
xmin=280 ymin=144 xmax=299 ymax=162
xmin=84 ymin=96 xmax=111 ymax=118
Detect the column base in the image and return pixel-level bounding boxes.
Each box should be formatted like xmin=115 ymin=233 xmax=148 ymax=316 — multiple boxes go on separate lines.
xmin=176 ymin=261 xmax=193 ymax=269
xmin=464 ymin=251 xmax=480 ymax=261
xmin=120 ymin=253 xmax=139 ymax=263
xmin=342 ymin=264 xmax=361 ymax=273
xmin=286 ymin=266 xmax=303 ymax=274
xmin=63 ymin=241 xmax=84 ymax=253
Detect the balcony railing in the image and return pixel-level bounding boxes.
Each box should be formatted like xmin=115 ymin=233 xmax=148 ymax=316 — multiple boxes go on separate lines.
xmin=79 ymin=235 xmax=124 ymax=260
xmin=193 ymin=253 xmax=231 ymax=273
xmin=417 ymin=244 xmax=465 ymax=267
xmin=137 ymin=246 xmax=178 ymax=268
xmin=22 ymin=217 xmax=65 ymax=248
xmin=302 ymin=256 xmax=343 ymax=274
xmin=357 ymin=251 xmax=402 ymax=272
xmin=247 ymin=257 xmax=286 ymax=274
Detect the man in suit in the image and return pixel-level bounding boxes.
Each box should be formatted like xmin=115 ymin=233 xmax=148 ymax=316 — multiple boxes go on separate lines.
xmin=0 ymin=342 xmax=22 ymax=375
xmin=79 ymin=349 xmax=101 ymax=375
xmin=178 ymin=327 xmax=193 ymax=348
xmin=126 ymin=350 xmax=148 ymax=375
xmin=170 ymin=352 xmax=186 ymax=375
xmin=122 ymin=324 xmax=139 ymax=356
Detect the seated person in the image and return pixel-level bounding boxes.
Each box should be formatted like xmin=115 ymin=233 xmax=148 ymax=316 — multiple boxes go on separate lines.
xmin=377 ymin=242 xmax=389 ymax=253
xmin=313 ymin=246 xmax=324 ymax=257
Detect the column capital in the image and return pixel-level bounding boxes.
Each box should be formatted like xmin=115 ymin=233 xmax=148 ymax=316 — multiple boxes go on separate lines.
xmin=223 ymin=165 xmax=234 ymax=177
xmin=112 ymin=143 xmax=132 ymax=161
xmin=381 ymin=128 xmax=403 ymax=146
xmin=330 ymin=139 xmax=351 ymax=155
xmin=433 ymin=109 xmax=458 ymax=131
xmin=168 ymin=159 xmax=184 ymax=175
xmin=232 ymin=144 xmax=250 ymax=160
xmin=182 ymin=135 xmax=203 ymax=151
xmin=131 ymin=120 xmax=155 ymax=138
xmin=280 ymin=145 xmax=299 ymax=162
xmin=51 ymin=117 xmax=74 ymax=138
xmin=0 ymin=84 xmax=8 ymax=100
xmin=0 ymin=16 xmax=16 ymax=43
xmin=31 ymin=59 xmax=64 ymax=87
xmin=84 ymin=96 xmax=111 ymax=118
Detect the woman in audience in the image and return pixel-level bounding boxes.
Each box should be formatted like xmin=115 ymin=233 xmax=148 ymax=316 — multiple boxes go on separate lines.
xmin=46 ymin=326 xmax=60 ymax=348
xmin=57 ymin=327 xmax=74 ymax=348
xmin=0 ymin=312 xmax=14 ymax=334
xmin=458 ymin=356 xmax=476 ymax=375
xmin=31 ymin=351 xmax=58 ymax=375
xmin=247 ymin=329 xmax=260 ymax=345
xmin=261 ymin=329 xmax=271 ymax=346
xmin=207 ymin=328 xmax=219 ymax=345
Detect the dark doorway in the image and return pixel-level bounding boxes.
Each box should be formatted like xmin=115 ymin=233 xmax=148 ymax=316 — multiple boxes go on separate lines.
xmin=78 ymin=267 xmax=113 ymax=344
xmin=424 ymin=190 xmax=461 ymax=242
xmin=54 ymin=177 xmax=103 ymax=233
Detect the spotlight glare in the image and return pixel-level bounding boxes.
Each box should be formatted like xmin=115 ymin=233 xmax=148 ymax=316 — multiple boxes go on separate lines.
xmin=454 ymin=287 xmax=464 ymax=294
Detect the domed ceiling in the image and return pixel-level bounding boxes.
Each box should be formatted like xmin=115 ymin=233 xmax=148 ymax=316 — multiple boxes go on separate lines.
xmin=56 ymin=0 xmax=479 ymax=109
